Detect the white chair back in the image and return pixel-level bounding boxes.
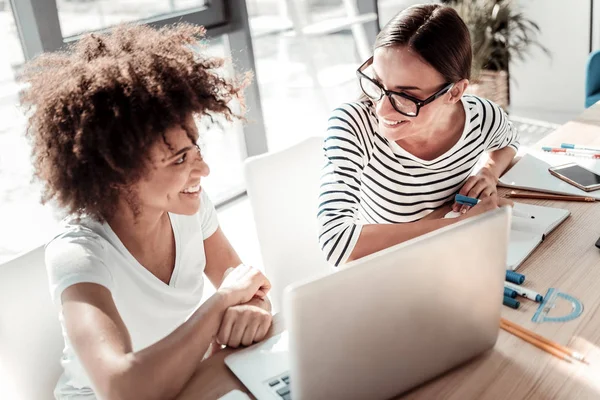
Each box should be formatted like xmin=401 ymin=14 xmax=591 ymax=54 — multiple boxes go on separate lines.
xmin=0 ymin=246 xmax=63 ymax=400
xmin=244 ymin=137 xmax=334 ymax=311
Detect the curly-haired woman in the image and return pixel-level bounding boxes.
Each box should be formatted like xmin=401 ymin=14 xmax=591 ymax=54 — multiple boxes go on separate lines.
xmin=20 ymin=24 xmax=271 ymax=399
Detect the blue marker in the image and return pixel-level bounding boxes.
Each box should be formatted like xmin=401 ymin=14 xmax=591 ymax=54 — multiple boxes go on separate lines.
xmin=504 ymin=287 xmax=518 ymax=299
xmin=455 ymin=194 xmax=534 ymax=219
xmin=503 ymin=296 xmax=520 ymax=309
xmin=505 ymin=282 xmax=544 ymax=302
xmin=455 ymin=194 xmax=478 ymax=206
xmin=561 ymin=143 xmax=600 ymax=152
xmin=506 ymin=271 xmax=525 ymax=285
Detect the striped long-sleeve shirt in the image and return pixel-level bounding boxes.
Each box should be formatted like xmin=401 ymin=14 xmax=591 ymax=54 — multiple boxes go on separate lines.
xmin=318 ymin=94 xmax=519 ymax=266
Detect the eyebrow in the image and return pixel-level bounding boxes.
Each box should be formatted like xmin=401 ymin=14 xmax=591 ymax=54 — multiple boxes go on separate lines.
xmin=393 ymin=85 xmax=421 ymax=91
xmin=371 ymin=70 xmax=422 ymax=91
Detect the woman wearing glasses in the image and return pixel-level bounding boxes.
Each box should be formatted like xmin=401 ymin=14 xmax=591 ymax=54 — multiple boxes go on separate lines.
xmin=318 ymin=4 xmax=518 ymax=266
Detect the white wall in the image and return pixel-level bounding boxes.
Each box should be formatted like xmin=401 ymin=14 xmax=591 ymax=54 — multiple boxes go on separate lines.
xmin=509 ymin=0 xmax=591 ymax=124
xmin=594 ymin=0 xmax=600 ymax=50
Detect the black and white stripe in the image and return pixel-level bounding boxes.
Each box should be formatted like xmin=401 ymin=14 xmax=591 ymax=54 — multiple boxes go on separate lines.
xmin=318 ymin=94 xmax=519 ymax=266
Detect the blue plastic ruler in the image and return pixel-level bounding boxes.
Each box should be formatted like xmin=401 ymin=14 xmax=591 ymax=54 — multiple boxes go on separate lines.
xmin=532 ymin=288 xmax=583 ymax=323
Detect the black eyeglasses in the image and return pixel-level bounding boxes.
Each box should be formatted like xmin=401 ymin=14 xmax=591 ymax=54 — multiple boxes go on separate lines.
xmin=356 ymin=57 xmax=454 ymax=117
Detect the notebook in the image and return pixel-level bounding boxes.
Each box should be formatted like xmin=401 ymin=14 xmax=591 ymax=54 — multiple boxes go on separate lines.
xmin=498 ymin=151 xmax=600 ymax=199
xmin=445 ymin=203 xmax=570 ymax=270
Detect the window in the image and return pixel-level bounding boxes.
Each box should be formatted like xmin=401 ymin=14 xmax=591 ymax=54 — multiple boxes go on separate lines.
xmin=246 ymin=0 xmax=379 ymax=151
xmin=0 ymin=0 xmax=266 ymax=263
xmin=56 ymin=0 xmax=209 ymax=38
xmin=0 ymin=2 xmax=54 ymax=263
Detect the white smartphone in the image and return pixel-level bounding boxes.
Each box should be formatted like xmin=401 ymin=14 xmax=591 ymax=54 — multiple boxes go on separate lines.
xmin=548 ymin=162 xmax=600 ymax=192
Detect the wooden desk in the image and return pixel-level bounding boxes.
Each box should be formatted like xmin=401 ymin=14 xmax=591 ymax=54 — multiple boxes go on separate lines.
xmin=178 ymin=109 xmax=600 ymax=399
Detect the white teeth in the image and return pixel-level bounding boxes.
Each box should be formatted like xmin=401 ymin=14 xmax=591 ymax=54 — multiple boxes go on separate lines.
xmin=382 ymin=118 xmax=402 ymax=125
xmin=181 ymin=184 xmax=200 ymax=194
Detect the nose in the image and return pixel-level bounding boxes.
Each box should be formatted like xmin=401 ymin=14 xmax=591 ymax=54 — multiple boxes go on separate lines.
xmin=191 ymin=150 xmax=210 ymax=178
xmin=375 ymin=94 xmax=396 ymax=118
xmin=196 ymin=158 xmax=210 ymax=178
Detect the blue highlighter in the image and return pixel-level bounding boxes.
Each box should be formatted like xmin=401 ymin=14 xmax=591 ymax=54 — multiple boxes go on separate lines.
xmin=455 ymin=194 xmax=479 ymax=206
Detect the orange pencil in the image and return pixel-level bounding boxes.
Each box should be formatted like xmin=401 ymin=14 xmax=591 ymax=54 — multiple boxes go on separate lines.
xmin=501 ymin=318 xmax=587 ymax=364
xmin=504 ymin=191 xmax=596 ymax=202
xmin=500 ymin=321 xmax=573 ymax=363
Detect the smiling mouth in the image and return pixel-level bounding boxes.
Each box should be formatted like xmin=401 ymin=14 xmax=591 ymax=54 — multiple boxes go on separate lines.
xmin=381 ymin=118 xmax=408 ymax=128
xmin=181 ymin=184 xmax=201 ymax=194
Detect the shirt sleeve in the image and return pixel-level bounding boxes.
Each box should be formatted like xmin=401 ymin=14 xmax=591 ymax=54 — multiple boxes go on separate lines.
xmin=199 ymin=189 xmax=219 ymax=240
xmin=480 ymin=98 xmax=520 ymax=153
xmin=318 ymin=104 xmax=369 ymax=267
xmin=45 ymin=228 xmax=114 ymax=306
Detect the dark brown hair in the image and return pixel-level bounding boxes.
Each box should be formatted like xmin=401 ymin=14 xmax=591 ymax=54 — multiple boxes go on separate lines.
xmin=375 ymin=4 xmax=472 ymax=82
xmin=19 ymin=23 xmax=247 ymax=222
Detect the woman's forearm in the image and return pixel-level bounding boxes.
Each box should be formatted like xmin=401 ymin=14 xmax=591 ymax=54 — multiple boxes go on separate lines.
xmin=346 ymin=217 xmax=459 ymax=263
xmin=104 ymin=292 xmax=230 ymax=400
xmin=485 ymin=146 xmax=517 ymax=180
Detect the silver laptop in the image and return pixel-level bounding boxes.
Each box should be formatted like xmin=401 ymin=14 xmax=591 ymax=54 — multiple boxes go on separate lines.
xmin=225 ymin=207 xmax=511 ymax=400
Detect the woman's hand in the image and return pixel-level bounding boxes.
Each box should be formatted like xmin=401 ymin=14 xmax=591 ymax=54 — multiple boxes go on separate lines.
xmin=217 ymin=265 xmax=271 ymax=307
xmin=453 ymin=167 xmax=498 ymax=212
xmin=458 ymin=194 xmax=513 ymax=219
xmin=216 ymin=297 xmax=272 ymax=348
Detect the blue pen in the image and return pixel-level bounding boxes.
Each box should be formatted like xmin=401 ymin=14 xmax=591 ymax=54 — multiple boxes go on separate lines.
xmin=455 ymin=194 xmax=478 ymax=206
xmin=561 ymin=143 xmax=600 ymax=152
xmin=455 ymin=193 xmax=534 ymax=219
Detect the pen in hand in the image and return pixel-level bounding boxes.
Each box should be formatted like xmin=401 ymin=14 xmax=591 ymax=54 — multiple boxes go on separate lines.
xmin=455 ymin=194 xmax=533 ymax=219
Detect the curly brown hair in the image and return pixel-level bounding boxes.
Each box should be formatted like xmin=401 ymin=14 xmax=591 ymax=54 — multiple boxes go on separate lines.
xmin=19 ymin=23 xmax=247 ymax=222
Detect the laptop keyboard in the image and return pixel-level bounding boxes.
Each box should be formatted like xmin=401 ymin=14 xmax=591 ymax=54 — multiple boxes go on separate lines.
xmin=267 ymin=373 xmax=292 ymax=400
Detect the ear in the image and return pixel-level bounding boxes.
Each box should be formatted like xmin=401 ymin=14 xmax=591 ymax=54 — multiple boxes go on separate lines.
xmin=447 ymin=79 xmax=469 ymax=103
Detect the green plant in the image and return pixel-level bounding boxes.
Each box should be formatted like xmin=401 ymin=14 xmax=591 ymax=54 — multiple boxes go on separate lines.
xmin=446 ymin=0 xmax=550 ymax=81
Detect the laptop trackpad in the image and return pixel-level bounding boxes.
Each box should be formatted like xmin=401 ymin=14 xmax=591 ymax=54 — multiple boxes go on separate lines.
xmin=225 ymin=331 xmax=290 ymax=398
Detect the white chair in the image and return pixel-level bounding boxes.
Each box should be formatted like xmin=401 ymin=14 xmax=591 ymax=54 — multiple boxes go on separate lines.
xmin=244 ymin=136 xmax=335 ymax=312
xmin=0 ymin=246 xmax=63 ymax=400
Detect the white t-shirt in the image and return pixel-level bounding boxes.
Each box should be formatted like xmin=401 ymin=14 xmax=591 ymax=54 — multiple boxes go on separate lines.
xmin=45 ymin=190 xmax=219 ymax=399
